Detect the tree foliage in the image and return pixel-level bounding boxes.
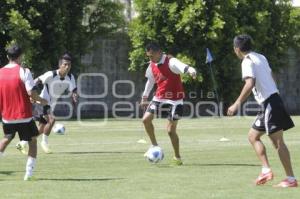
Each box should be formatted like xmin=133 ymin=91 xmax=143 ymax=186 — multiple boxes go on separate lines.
xmin=0 ymin=0 xmax=124 ymax=74
xmin=129 ymin=0 xmax=300 ymax=103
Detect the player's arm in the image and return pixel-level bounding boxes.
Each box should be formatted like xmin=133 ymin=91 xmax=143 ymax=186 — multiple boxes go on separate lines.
xmin=169 ymin=57 xmax=197 ymax=79
xmin=34 ymin=71 xmax=53 ymax=85
xmin=29 ymin=90 xmax=48 ymax=106
xmin=69 ymin=74 xmax=78 ymax=104
xmin=140 ymin=66 xmax=155 ymax=108
xmin=22 ymin=68 xmax=48 ymax=105
xmin=227 ymin=77 xmax=254 ymax=116
xmin=71 ymin=89 xmax=78 ymax=104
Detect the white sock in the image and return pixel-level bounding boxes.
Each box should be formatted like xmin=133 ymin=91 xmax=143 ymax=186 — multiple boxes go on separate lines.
xmin=25 ymin=156 xmax=36 ymax=177
xmin=42 ymin=134 xmax=48 ymax=144
xmin=287 ymin=176 xmax=296 ymax=182
xmin=20 ymin=140 xmax=28 ymax=146
xmin=262 ymin=166 xmax=271 ymax=174
xmin=0 ymin=151 xmax=4 ymax=157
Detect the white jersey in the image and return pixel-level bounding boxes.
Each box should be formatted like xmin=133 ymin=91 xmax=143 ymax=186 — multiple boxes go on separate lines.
xmin=38 ymin=70 xmax=76 ymax=107
xmin=241 ymin=52 xmax=278 ymax=104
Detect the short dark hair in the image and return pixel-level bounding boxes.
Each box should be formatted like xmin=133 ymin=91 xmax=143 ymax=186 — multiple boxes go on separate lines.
xmin=145 ymin=42 xmax=161 ymax=52
xmin=6 ymin=44 xmax=23 ymax=60
xmin=233 ymin=34 xmax=252 ymax=52
xmin=58 ymin=53 xmax=72 ymax=65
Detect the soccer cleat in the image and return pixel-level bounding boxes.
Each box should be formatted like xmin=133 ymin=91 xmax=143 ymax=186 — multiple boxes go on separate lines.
xmin=16 ymin=142 xmax=28 ymax=155
xmin=273 ymin=179 xmax=298 ymax=188
xmin=24 ymin=175 xmax=36 ymax=181
xmin=255 ymin=171 xmax=274 ymax=185
xmin=40 ymin=141 xmax=52 ymax=154
xmin=171 ymin=157 xmax=183 ymax=166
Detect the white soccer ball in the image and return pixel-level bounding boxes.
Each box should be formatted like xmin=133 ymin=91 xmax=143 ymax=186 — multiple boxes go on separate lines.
xmin=145 ymin=146 xmax=164 ymax=163
xmin=52 ymin=123 xmax=65 ymax=135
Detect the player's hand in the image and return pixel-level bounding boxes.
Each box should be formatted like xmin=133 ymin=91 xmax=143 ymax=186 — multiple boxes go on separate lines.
xmin=30 ymin=97 xmax=35 ymax=104
xmin=227 ymin=103 xmax=239 ymax=116
xmin=188 ymin=67 xmax=197 ymax=79
xmin=42 ymin=114 xmax=49 ymax=122
xmin=38 ymin=99 xmax=48 ymax=106
xmin=140 ymin=96 xmax=149 ymax=110
xmin=72 ymin=92 xmax=78 ymax=104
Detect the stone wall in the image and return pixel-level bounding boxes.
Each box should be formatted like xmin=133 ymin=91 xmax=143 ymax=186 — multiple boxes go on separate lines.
xmin=277 ymin=48 xmax=300 ymax=114
xmin=54 ymin=36 xmax=300 ymax=118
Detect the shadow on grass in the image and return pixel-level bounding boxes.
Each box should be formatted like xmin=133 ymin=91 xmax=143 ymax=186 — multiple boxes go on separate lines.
xmin=57 ymin=151 xmax=144 ymax=155
xmin=37 ymin=177 xmax=125 ymax=181
xmin=184 ymin=163 xmax=260 ymax=167
xmin=0 ymin=171 xmax=19 ymax=176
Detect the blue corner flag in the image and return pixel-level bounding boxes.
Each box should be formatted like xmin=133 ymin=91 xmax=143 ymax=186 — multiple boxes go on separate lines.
xmin=206 ymin=48 xmax=213 ymax=64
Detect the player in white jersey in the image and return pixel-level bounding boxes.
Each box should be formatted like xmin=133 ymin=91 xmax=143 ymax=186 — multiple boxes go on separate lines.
xmin=17 ymin=53 xmax=78 ymax=154
xmin=227 ymin=34 xmax=297 ymax=188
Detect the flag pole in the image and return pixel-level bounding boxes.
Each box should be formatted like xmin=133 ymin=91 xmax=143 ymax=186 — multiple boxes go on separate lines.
xmin=206 ymin=48 xmax=229 ymax=142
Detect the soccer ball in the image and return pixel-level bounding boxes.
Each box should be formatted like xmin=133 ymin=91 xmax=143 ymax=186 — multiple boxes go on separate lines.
xmin=145 ymin=146 xmax=164 ymax=163
xmin=52 ymin=123 xmax=65 ymax=135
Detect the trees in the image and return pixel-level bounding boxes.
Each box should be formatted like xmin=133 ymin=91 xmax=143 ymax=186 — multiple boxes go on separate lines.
xmin=0 ymin=0 xmax=124 ymax=73
xmin=129 ymin=0 xmax=300 ymax=103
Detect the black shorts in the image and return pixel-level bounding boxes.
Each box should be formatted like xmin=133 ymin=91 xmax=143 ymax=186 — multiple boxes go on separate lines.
xmin=252 ymin=93 xmax=294 ymax=135
xmin=2 ymin=120 xmax=39 ymax=141
xmin=146 ymin=101 xmax=183 ymax=121
xmin=32 ymin=104 xmax=50 ymax=124
xmin=33 ymin=115 xmax=48 ymax=124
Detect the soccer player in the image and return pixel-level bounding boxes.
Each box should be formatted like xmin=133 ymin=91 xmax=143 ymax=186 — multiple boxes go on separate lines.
xmin=227 ymin=34 xmax=297 ymax=188
xmin=141 ymin=42 xmax=196 ymax=165
xmin=17 ymin=53 xmax=77 ymax=154
xmin=0 ymin=44 xmax=48 ymax=180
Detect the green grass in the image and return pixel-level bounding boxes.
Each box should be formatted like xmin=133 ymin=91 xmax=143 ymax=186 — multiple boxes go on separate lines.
xmin=0 ymin=116 xmax=300 ymax=199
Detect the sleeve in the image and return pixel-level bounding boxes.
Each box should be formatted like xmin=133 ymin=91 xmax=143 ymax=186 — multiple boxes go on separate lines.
xmin=68 ymin=74 xmax=77 ymax=92
xmin=145 ymin=65 xmax=155 ymax=80
xmin=22 ymin=68 xmax=36 ymax=91
xmin=143 ymin=65 xmax=155 ymax=97
xmin=38 ymin=71 xmax=53 ymax=84
xmin=241 ymin=58 xmax=255 ymax=80
xmin=169 ymin=57 xmax=189 ymax=74
xmin=142 ymin=79 xmax=155 ymax=97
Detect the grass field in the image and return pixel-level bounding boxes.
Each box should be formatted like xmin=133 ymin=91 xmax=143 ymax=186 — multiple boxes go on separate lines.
xmin=0 ymin=116 xmax=299 ymax=199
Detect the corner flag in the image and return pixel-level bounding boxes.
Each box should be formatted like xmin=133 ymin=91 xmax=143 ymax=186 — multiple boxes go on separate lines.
xmin=206 ymin=48 xmax=213 ymax=64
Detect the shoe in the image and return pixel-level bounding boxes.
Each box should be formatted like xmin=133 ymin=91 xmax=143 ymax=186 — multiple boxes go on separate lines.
xmin=273 ymin=179 xmax=298 ymax=188
xmin=24 ymin=175 xmax=36 ymax=181
xmin=16 ymin=142 xmax=27 ymax=155
xmin=40 ymin=141 xmax=52 ymax=154
xmin=171 ymin=157 xmax=183 ymax=166
xmin=255 ymin=171 xmax=274 ymax=185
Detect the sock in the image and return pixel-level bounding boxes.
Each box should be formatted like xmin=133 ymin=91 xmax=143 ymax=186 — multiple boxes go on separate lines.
xmin=25 ymin=156 xmax=36 ymax=177
xmin=0 ymin=151 xmax=4 ymax=157
xmin=287 ymin=176 xmax=296 ymax=182
xmin=42 ymin=134 xmax=48 ymax=144
xmin=20 ymin=140 xmax=28 ymax=145
xmin=261 ymin=166 xmax=271 ymax=174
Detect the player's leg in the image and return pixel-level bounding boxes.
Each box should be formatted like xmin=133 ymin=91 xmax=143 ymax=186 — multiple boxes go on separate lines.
xmin=142 ymin=111 xmax=157 ymax=146
xmin=248 ymin=128 xmax=274 ymax=185
xmin=166 ymin=104 xmax=183 ymax=165
xmin=166 ymin=119 xmax=182 ymax=165
xmin=266 ymin=94 xmax=297 ymax=187
xmin=142 ymin=101 xmax=158 ymax=146
xmin=248 ymin=128 xmax=270 ymax=168
xmin=19 ymin=120 xmax=39 ymax=181
xmin=40 ymin=114 xmax=55 ymax=154
xmin=269 ymin=130 xmax=294 ymax=176
xmin=0 ymin=123 xmax=16 ymax=155
xmin=269 ymin=130 xmax=298 ymax=187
